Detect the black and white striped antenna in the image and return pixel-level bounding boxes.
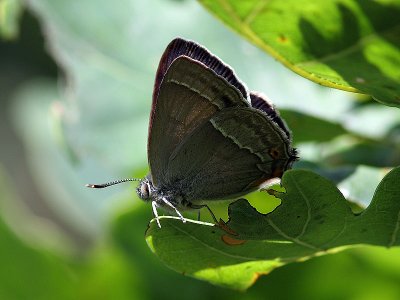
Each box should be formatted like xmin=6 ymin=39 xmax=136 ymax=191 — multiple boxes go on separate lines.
xmin=85 ymin=178 xmax=141 ymax=189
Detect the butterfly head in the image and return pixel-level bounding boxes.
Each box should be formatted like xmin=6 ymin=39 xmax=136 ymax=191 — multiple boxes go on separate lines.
xmin=136 ymin=177 xmax=154 ymax=202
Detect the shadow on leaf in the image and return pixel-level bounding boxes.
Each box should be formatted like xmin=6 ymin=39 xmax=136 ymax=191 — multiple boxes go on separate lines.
xmin=145 ymin=167 xmax=400 ymax=289
xmin=299 ymin=2 xmax=400 ymax=106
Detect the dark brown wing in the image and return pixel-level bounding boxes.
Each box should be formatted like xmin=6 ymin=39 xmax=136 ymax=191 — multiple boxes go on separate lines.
xmin=250 ymin=92 xmax=292 ymax=140
xmin=148 ymin=54 xmax=249 ymax=186
xmin=163 ymin=107 xmax=296 ymax=202
xmin=152 ymin=38 xmax=248 ymax=109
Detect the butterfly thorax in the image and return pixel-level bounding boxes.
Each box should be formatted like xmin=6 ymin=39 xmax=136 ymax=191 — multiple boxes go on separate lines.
xmin=136 ymin=176 xmax=187 ymax=211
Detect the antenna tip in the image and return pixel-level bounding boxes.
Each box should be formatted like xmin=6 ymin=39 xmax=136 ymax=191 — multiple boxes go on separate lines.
xmin=85 ymin=184 xmax=96 ymax=188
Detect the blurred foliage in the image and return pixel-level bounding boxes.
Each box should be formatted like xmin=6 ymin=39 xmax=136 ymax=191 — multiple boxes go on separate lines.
xmin=200 ymin=0 xmax=400 ymax=106
xmin=0 ymin=0 xmax=22 ymax=40
xmin=280 ymin=109 xmax=348 ymax=143
xmin=0 ymin=169 xmax=76 ymax=300
xmin=0 ymin=0 xmax=400 ymax=298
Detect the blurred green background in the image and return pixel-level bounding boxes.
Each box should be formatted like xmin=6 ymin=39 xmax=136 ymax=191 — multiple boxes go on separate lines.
xmin=1 ymin=0 xmax=400 ymax=299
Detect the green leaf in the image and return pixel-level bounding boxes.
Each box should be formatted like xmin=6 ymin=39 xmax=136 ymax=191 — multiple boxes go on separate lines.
xmin=145 ymin=166 xmax=400 ymax=290
xmin=0 ymin=0 xmax=22 ymax=40
xmin=0 ymin=167 xmax=76 ymax=300
xmin=77 ymin=247 xmax=148 ymax=300
xmin=280 ymin=109 xmax=347 ymax=143
xmin=324 ymin=139 xmax=400 ymax=167
xmin=0 ymin=219 xmax=76 ymax=300
xmin=199 ymin=0 xmax=400 ymax=106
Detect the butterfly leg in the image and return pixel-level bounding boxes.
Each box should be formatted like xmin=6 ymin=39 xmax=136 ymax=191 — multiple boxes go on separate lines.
xmin=189 ymin=204 xmax=218 ymax=223
xmin=197 ymin=210 xmax=201 ymax=221
xmin=162 ymin=197 xmax=186 ymax=223
xmin=151 ymin=201 xmax=162 ymax=228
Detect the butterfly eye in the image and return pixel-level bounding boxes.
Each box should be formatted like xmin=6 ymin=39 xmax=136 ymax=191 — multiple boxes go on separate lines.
xmin=140 ymin=182 xmax=151 ymax=199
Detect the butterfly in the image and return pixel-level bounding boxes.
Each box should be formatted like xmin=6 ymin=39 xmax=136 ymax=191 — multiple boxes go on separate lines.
xmin=87 ymin=38 xmax=297 ymax=227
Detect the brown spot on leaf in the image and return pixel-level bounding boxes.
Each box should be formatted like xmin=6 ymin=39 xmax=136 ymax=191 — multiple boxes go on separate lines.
xmin=221 ymin=234 xmax=246 ymax=246
xmin=218 ymin=220 xmax=246 ymax=245
xmin=278 ymin=34 xmax=288 ymax=43
xmin=217 ymin=219 xmax=238 ymax=235
xmin=267 ymin=189 xmax=278 ymax=196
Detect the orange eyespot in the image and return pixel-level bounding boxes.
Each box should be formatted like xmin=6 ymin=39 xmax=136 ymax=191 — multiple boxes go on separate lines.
xmin=269 ymin=148 xmax=280 ymax=159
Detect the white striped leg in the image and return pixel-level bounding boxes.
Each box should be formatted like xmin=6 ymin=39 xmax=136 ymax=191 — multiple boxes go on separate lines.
xmin=162 ymin=198 xmax=186 ymax=223
xmin=151 ymin=201 xmax=162 ymax=228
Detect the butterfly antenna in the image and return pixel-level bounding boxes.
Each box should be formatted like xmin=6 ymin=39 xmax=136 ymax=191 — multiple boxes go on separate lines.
xmin=85 ymin=178 xmax=141 ymax=189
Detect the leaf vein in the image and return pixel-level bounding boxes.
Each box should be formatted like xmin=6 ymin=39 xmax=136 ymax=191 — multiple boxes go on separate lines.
xmin=319 ymin=216 xmax=348 ymax=249
xmin=169 ymin=222 xmax=264 ymax=261
xmin=296 ymin=23 xmax=400 ymax=67
xmin=215 ymin=0 xmax=400 ymax=92
xmin=292 ymin=178 xmax=311 ymax=239
xmin=243 ymin=0 xmax=269 ymax=25
xmin=267 ymin=218 xmax=321 ymax=251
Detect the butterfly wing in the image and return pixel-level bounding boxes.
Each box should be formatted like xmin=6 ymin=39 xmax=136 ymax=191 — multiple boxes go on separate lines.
xmin=163 ymin=106 xmax=296 ymax=202
xmin=148 ymin=39 xmax=250 ymax=187
xmin=151 ymin=38 xmax=248 ymax=108
xmin=250 ymin=92 xmax=292 ymax=140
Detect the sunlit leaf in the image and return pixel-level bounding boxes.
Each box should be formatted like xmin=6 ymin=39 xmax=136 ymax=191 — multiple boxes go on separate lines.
xmin=199 ymin=0 xmax=400 ymax=106
xmin=146 ymin=167 xmax=400 ymax=289
xmin=0 ymin=0 xmax=22 ymax=40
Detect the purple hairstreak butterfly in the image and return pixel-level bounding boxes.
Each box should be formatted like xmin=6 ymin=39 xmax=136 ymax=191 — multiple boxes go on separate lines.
xmin=87 ymin=38 xmax=297 ymax=227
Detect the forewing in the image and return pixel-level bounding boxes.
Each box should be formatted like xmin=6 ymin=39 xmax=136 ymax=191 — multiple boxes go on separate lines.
xmin=148 ymin=57 xmax=249 ymax=186
xmin=152 ymin=38 xmax=248 ymax=111
xmin=164 ymin=107 xmax=295 ymax=202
